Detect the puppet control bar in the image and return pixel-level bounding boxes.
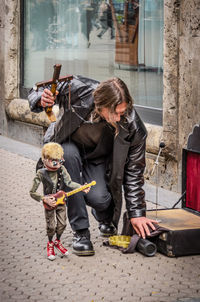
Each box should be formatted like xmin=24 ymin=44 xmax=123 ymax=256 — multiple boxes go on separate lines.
xmin=33 ymin=64 xmax=73 ymax=122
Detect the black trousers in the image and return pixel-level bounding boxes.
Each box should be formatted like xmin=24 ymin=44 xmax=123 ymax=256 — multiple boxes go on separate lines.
xmin=62 ymin=141 xmax=114 ymax=231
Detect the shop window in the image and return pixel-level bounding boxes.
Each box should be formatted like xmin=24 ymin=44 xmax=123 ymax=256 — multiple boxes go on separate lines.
xmin=21 ymin=0 xmax=164 ymax=125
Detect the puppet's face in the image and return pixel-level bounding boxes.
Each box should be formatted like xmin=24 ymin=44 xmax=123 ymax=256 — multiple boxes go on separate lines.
xmin=43 ymin=158 xmax=64 ymax=171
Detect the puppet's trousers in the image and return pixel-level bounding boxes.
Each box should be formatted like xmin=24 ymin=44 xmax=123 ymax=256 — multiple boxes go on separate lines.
xmin=44 ymin=204 xmax=66 ymax=237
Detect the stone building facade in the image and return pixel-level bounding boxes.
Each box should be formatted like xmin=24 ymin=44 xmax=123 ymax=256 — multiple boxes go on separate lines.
xmin=0 ymin=0 xmax=199 ymax=197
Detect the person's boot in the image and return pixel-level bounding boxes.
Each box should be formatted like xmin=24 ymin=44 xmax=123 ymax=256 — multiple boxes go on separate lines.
xmin=99 ymin=221 xmax=117 ymax=237
xmin=72 ymin=229 xmax=95 ymax=256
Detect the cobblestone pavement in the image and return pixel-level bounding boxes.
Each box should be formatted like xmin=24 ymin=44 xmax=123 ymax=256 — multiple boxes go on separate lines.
xmin=0 ymin=146 xmax=200 ymax=302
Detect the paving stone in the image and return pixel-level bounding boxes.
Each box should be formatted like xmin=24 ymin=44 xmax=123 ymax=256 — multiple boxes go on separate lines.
xmin=0 ymin=147 xmax=200 ymax=302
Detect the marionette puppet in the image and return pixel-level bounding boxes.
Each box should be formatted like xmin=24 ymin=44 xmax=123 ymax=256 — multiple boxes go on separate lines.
xmin=30 ymin=142 xmax=95 ymax=260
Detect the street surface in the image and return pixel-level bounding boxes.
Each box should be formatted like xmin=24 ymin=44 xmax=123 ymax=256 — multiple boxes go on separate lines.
xmin=0 ymin=136 xmax=200 ymax=302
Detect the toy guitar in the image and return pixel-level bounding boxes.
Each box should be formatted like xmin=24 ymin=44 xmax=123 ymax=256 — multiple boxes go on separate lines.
xmin=43 ymin=180 xmax=96 ymax=210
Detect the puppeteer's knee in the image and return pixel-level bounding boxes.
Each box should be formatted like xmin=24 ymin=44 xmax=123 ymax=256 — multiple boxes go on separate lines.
xmin=87 ymin=190 xmax=112 ymax=212
xmin=62 ymin=142 xmax=81 ymax=167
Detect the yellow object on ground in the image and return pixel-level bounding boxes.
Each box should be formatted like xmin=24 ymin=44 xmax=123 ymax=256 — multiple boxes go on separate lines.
xmin=109 ymin=235 xmax=131 ymax=248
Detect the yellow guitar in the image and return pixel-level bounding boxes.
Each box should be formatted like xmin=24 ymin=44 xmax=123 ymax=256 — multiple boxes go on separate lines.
xmin=43 ymin=180 xmax=96 ymax=210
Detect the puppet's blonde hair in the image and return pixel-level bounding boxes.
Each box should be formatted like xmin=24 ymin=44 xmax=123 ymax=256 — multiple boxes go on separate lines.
xmin=41 ymin=143 xmax=64 ymax=160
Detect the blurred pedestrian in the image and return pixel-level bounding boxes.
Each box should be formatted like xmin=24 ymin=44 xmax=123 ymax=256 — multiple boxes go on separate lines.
xmin=97 ymin=2 xmax=114 ymax=39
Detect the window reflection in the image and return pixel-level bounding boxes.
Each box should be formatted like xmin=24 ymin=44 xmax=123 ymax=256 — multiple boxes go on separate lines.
xmin=24 ymin=0 xmax=163 ymax=112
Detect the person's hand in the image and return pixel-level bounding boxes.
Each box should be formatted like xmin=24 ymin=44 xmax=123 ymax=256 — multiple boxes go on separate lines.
xmin=82 ymin=183 xmax=90 ymax=194
xmin=40 ymin=88 xmax=58 ymax=108
xmin=43 ymin=195 xmax=57 ymax=208
xmin=130 ymin=216 xmax=158 ymax=239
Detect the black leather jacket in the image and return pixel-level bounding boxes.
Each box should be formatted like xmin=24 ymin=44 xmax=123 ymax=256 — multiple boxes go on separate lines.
xmin=28 ymin=75 xmax=147 ymax=226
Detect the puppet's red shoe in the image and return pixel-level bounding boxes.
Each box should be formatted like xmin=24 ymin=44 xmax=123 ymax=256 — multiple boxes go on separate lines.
xmin=47 ymin=241 xmax=56 ymax=261
xmin=54 ymin=239 xmax=69 ymax=256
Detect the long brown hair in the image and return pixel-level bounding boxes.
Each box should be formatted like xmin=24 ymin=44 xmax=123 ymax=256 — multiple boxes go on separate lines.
xmin=92 ymin=77 xmax=133 ymax=133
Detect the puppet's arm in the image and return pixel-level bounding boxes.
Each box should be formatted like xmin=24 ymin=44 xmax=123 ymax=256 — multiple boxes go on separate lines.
xmin=61 ymin=166 xmax=81 ymax=190
xmin=30 ymin=171 xmax=43 ymax=202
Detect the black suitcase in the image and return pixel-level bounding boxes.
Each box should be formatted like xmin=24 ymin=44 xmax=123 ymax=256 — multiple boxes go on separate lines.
xmin=146 ymin=124 xmax=200 ymax=257
xmin=147 ymin=208 xmax=200 ymax=257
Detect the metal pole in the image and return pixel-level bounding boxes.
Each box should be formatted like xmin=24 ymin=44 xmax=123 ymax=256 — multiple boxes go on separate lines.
xmin=151 ymin=142 xmax=165 ymax=222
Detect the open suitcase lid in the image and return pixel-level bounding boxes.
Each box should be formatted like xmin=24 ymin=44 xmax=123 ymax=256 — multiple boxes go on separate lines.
xmin=182 ymin=124 xmax=200 ymax=213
